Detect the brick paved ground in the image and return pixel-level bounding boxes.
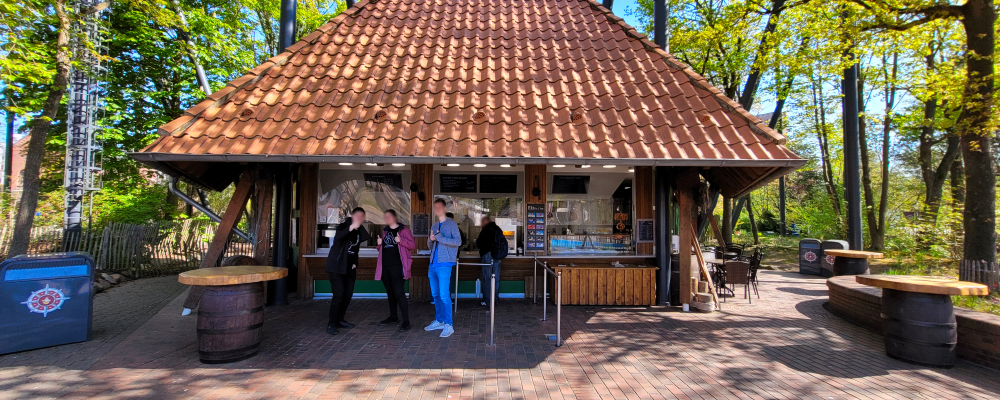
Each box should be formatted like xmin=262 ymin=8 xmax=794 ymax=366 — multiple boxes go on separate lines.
xmin=1 ymin=271 xmax=998 ymax=399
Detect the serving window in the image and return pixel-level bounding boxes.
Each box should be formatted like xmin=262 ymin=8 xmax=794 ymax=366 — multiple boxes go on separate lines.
xmin=546 ymin=171 xmax=634 ymax=255
xmin=316 ymin=166 xmax=411 ymax=250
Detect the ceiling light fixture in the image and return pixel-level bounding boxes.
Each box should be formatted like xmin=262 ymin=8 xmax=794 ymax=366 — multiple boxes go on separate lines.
xmin=500 ymin=164 xmax=512 ymax=168
xmin=339 ymin=162 xmax=353 ymax=166
xmin=553 ymin=164 xmax=566 ymax=168
xmin=366 ymin=163 xmax=378 ymax=166
xmin=473 ymin=164 xmax=487 ymax=168
xmin=392 ymin=163 xmax=406 ymax=167
xmin=447 ymin=163 xmax=460 ymax=167
xmin=603 ymin=165 xmax=616 ymax=168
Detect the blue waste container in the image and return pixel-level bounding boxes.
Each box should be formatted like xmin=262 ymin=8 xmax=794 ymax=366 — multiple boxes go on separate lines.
xmin=0 ymin=252 xmax=95 ymax=354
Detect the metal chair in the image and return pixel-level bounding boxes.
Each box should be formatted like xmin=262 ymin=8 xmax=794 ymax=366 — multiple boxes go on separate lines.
xmin=747 ymin=248 xmax=763 ymax=299
xmin=723 ymin=261 xmax=752 ymax=303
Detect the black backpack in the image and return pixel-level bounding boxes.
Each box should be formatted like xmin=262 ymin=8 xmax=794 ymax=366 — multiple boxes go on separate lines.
xmin=492 ymin=226 xmax=509 ymax=259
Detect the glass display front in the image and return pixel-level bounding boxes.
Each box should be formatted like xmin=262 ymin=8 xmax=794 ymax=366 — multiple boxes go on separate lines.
xmin=433 ymin=196 xmax=524 ymax=255
xmin=316 ymin=168 xmax=410 ymax=249
xmin=546 ymin=176 xmax=634 ymax=255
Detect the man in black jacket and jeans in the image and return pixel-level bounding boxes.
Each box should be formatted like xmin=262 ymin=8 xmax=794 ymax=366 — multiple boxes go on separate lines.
xmin=325 ymin=207 xmax=371 ymax=335
xmin=476 ymin=216 xmax=503 ymax=307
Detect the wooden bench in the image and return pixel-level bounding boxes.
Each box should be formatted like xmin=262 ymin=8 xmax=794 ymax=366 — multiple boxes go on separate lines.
xmin=179 ymin=265 xmax=287 ymax=364
xmin=824 ymin=249 xmax=883 ymax=276
xmin=856 ymin=275 xmax=989 ymax=368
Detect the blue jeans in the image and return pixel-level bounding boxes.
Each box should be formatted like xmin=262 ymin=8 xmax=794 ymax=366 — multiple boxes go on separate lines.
xmin=481 ymin=253 xmax=502 ymax=303
xmin=428 ymin=262 xmax=454 ymax=325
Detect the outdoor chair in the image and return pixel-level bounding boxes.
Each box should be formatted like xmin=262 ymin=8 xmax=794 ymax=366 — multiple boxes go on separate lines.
xmin=723 ymin=261 xmax=752 ymax=303
xmin=747 ymin=248 xmax=763 ymax=299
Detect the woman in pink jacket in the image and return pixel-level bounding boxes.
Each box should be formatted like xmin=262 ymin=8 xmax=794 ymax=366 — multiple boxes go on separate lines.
xmin=376 ymin=209 xmax=415 ymax=332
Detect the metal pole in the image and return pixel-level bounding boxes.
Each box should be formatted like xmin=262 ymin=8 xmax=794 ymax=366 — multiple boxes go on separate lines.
xmin=278 ymin=0 xmax=297 ymax=52
xmin=533 ymin=260 xmax=537 ymax=304
xmin=842 ymin=51 xmax=863 ymax=250
xmin=271 ymin=164 xmax=291 ymax=306
xmin=489 ymin=273 xmax=496 ymax=346
xmin=778 ymin=177 xmax=786 ymax=236
xmin=655 ymin=166 xmax=672 ymax=305
xmin=602 ymin=0 xmax=614 ymax=9
xmin=542 ymin=265 xmax=548 ymax=321
xmin=4 ymin=107 xmax=12 ymax=192
xmin=653 ymin=0 xmax=667 ymax=50
xmin=555 ymin=271 xmax=562 ymax=347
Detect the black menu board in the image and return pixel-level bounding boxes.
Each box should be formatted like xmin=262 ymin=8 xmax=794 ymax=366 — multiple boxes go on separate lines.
xmin=637 ymin=219 xmax=654 ymax=243
xmin=551 ymin=175 xmax=590 ymax=194
xmin=364 ymin=173 xmax=403 ymax=189
xmin=411 ymin=213 xmax=430 ymax=237
xmin=440 ymin=174 xmax=477 ymax=193
xmin=479 ymin=174 xmax=518 ymax=193
xmin=526 ymin=203 xmax=547 ymax=252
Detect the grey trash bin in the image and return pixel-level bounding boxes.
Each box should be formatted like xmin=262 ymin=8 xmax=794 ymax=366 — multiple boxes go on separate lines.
xmin=798 ymin=239 xmax=822 ymax=275
xmin=0 ymin=252 xmax=95 ymax=354
xmin=821 ymin=240 xmax=849 ymax=278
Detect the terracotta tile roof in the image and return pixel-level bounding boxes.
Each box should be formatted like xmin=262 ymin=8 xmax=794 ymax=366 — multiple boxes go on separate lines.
xmin=135 ymin=0 xmax=803 ymax=194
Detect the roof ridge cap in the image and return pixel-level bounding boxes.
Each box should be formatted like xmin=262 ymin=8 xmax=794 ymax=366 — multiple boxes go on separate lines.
xmin=582 ymin=0 xmax=787 ymax=145
xmin=156 ymin=2 xmax=375 ymax=137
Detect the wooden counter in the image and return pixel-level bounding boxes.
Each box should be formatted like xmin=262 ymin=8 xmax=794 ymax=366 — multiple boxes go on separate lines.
xmin=550 ymin=263 xmax=659 ymax=306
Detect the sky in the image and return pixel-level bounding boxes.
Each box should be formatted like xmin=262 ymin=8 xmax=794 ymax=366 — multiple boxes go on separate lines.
xmin=0 ymin=0 xmax=646 ymax=149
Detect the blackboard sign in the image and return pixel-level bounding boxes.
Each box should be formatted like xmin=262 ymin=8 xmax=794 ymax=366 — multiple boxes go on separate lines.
xmin=440 ymin=174 xmax=477 ymax=193
xmin=551 ymin=175 xmax=590 ymax=194
xmin=411 ymin=213 xmax=430 ymax=237
xmin=479 ymin=174 xmax=518 ymax=193
xmin=525 ymin=203 xmax=547 ymax=252
xmin=636 ymin=219 xmax=654 ymax=243
xmin=364 ymin=173 xmax=403 ymax=189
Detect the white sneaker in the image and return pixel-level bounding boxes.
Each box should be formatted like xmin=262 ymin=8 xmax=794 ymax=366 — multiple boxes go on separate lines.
xmin=439 ymin=324 xmax=454 ymax=338
xmin=424 ymin=321 xmax=444 ymax=331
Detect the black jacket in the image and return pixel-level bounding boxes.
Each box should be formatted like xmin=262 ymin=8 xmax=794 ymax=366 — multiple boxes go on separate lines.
xmin=476 ymin=222 xmax=502 ymax=256
xmin=325 ymin=220 xmax=371 ymax=275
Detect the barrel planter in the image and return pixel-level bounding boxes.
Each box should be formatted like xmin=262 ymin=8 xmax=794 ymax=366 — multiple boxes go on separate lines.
xmin=197 ymin=282 xmax=267 ymax=364
xmin=881 ymin=288 xmax=957 ymax=368
xmin=833 ymin=257 xmax=869 ymax=276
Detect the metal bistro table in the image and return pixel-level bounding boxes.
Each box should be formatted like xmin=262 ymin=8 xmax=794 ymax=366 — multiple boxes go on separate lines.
xmin=825 ymin=249 xmax=883 ymax=276
xmin=856 ymin=275 xmax=989 ymax=368
xmin=179 ymin=265 xmax=287 ymax=364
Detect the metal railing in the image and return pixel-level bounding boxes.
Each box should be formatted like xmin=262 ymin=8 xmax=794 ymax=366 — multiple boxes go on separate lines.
xmin=454 ymin=262 xmax=497 ymax=346
xmin=533 ymin=258 xmax=562 ymax=347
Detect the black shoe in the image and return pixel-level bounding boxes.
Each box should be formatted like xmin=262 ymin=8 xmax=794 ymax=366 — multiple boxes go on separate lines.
xmin=327 ymin=324 xmax=339 ymax=335
xmin=399 ymin=321 xmax=411 ymax=332
xmin=378 ymin=317 xmax=399 ymax=326
xmin=337 ymin=321 xmax=356 ymax=329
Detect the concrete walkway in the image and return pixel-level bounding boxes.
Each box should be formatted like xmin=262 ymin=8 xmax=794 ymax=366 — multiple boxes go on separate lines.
xmin=1 ymin=271 xmax=998 ymax=399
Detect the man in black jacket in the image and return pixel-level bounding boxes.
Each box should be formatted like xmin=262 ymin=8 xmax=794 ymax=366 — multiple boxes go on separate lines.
xmin=325 ymin=207 xmax=370 ymax=335
xmin=475 ymin=216 xmax=503 ymax=307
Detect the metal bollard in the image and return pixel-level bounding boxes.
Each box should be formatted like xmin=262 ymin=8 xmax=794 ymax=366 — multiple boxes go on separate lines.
xmin=541 ymin=265 xmax=548 ymax=321
xmin=556 ymin=271 xmax=562 ymax=347
xmin=532 ymin=260 xmax=537 ymax=304
xmin=489 ymin=273 xmax=496 ymax=346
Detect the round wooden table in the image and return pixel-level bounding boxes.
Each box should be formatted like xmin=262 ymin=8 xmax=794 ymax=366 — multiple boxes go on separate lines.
xmin=856 ymin=275 xmax=989 ymax=368
xmin=825 ymin=249 xmax=883 ymax=276
xmin=179 ymin=266 xmax=287 ymax=364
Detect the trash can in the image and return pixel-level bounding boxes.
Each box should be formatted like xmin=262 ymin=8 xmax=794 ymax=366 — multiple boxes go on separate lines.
xmin=798 ymin=239 xmax=822 ymax=275
xmin=821 ymin=240 xmax=849 ymax=278
xmin=0 ymin=252 xmax=95 ymax=354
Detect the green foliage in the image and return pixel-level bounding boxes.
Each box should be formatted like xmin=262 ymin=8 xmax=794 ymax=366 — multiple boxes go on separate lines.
xmin=90 ymin=181 xmax=175 ymax=226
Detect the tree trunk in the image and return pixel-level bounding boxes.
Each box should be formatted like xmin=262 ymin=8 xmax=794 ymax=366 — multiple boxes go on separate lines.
xmin=810 ymin=71 xmax=841 ymax=216
xmin=722 ymin=196 xmax=733 ymax=245
xmin=958 ymin=0 xmax=997 ymax=273
xmin=8 ymin=0 xmax=72 ymax=256
xmin=746 ymin=195 xmax=759 ymax=245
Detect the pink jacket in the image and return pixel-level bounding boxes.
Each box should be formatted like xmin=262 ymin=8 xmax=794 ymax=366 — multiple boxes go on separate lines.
xmin=376 ymin=225 xmax=416 ymax=280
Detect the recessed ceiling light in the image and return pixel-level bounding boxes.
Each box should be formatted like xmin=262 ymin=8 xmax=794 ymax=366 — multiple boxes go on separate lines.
xmin=628 ymin=168 xmax=635 ymax=172
xmin=339 ymin=162 xmax=353 ymax=166
xmin=500 ymin=164 xmax=512 ymax=168
xmin=473 ymin=164 xmax=487 ymax=168
xmin=392 ymin=163 xmax=406 ymax=167
xmin=366 ymin=163 xmax=378 ymax=166
xmin=579 ymin=165 xmax=591 ymax=168
xmin=603 ymin=165 xmax=616 ymax=168
xmin=553 ymin=164 xmax=566 ymax=168
xmin=447 ymin=163 xmax=460 ymax=167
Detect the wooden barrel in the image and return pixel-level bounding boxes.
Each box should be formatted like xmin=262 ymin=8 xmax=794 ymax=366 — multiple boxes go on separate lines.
xmin=881 ymin=288 xmax=957 ymax=367
xmin=197 ymin=282 xmax=266 ymax=364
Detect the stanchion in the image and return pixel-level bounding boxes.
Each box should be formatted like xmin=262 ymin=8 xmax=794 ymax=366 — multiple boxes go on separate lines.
xmin=489 ymin=273 xmax=496 ymax=346
xmin=535 ymin=258 xmax=563 ymax=347
xmin=555 ymin=270 xmax=562 ymax=347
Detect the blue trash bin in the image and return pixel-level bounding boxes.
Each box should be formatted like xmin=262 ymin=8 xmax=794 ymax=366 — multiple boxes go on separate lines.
xmin=0 ymin=252 xmax=95 ymax=354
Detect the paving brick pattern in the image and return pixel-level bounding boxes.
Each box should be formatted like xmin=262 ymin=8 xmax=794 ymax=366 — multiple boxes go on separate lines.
xmin=2 ymin=271 xmax=999 ymax=399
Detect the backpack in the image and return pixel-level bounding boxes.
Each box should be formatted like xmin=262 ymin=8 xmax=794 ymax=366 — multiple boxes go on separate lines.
xmin=492 ymin=225 xmax=509 ymax=259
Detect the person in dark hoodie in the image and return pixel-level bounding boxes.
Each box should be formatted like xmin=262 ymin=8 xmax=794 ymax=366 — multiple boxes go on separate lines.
xmin=325 ymin=207 xmax=370 ymax=335
xmin=475 ymin=216 xmax=503 ymax=307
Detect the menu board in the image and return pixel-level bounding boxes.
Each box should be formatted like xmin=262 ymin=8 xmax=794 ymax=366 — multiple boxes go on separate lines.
xmin=364 ymin=173 xmax=403 ymax=189
xmin=526 ymin=203 xmax=547 ymax=252
xmin=440 ymin=174 xmax=477 ymax=193
xmin=411 ymin=213 xmax=430 ymax=237
xmin=636 ymin=219 xmax=654 ymax=243
xmin=551 ymin=175 xmax=590 ymax=194
xmin=479 ymin=174 xmax=518 ymax=193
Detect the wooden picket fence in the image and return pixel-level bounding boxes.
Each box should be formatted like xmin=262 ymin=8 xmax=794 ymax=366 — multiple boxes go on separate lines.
xmin=0 ymin=220 xmax=253 ymax=277
xmin=959 ymin=260 xmax=1000 ymax=291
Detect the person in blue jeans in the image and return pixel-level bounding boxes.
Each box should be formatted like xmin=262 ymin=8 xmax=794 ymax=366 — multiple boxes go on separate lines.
xmin=425 ymin=198 xmax=461 ymax=338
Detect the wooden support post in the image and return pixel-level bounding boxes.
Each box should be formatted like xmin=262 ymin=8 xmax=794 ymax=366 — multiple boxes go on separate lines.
xmin=676 ymin=169 xmax=698 ymax=308
xmin=690 ymin=226 xmax=719 ymax=306
xmin=634 ymin=166 xmax=654 ymax=255
xmin=708 ymin=213 xmax=726 ymax=248
xmin=252 ymin=170 xmax=274 ymax=266
xmin=297 ymin=164 xmax=318 ymax=300
xmin=183 ymin=171 xmax=256 ymax=310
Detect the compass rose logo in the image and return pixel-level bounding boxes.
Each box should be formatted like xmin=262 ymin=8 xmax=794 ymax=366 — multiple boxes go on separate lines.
xmin=803 ymin=251 xmax=818 ymax=263
xmin=21 ymin=285 xmax=70 ymax=317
